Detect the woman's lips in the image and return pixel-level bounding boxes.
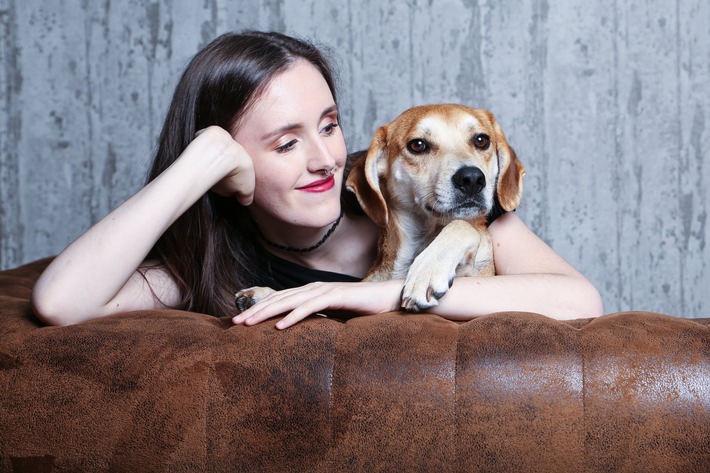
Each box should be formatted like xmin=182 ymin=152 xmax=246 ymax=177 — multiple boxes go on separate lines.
xmin=297 ymin=175 xmax=335 ymax=193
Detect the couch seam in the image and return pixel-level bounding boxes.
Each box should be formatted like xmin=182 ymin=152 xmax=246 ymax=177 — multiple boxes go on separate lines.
xmin=328 ymin=320 xmax=341 ymax=468
xmin=581 ymin=327 xmax=587 ymax=473
xmin=204 ymin=324 xmax=214 ymax=472
xmin=454 ymin=325 xmax=460 ymax=473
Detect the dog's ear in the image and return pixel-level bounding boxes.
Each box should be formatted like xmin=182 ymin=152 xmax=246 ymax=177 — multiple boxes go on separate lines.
xmin=345 ymin=126 xmax=389 ymax=227
xmin=494 ymin=122 xmax=526 ymax=211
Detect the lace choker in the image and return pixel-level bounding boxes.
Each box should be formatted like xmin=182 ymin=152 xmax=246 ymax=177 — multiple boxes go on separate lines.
xmin=258 ymin=211 xmax=344 ymax=253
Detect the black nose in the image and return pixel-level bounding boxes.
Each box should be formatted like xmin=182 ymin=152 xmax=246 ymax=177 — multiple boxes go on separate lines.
xmin=452 ymin=166 xmax=486 ymax=196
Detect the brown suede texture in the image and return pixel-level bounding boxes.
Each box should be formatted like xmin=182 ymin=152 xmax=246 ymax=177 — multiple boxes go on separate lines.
xmin=1 ymin=259 xmax=709 ymax=472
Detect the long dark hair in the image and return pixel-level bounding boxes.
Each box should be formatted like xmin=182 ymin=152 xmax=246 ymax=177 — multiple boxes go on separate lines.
xmin=144 ymin=31 xmax=347 ymax=318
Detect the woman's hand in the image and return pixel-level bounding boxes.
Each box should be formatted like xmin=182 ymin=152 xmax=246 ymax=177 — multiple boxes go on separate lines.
xmin=193 ymin=126 xmax=256 ymax=206
xmin=232 ymin=280 xmax=403 ymax=329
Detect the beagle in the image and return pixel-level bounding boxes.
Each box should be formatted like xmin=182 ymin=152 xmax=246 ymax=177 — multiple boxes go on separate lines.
xmin=346 ymin=104 xmax=525 ymax=311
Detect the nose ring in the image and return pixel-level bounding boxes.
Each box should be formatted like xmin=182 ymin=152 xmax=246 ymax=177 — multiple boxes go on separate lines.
xmin=323 ymin=167 xmax=336 ymax=177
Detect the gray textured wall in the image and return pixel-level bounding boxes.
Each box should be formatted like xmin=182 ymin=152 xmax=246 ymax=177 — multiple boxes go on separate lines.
xmin=1 ymin=0 xmax=708 ymax=318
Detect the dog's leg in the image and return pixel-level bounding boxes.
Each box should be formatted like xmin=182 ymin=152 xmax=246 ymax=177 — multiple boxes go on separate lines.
xmin=400 ymin=221 xmax=493 ymax=311
xmin=235 ymin=286 xmax=276 ymax=312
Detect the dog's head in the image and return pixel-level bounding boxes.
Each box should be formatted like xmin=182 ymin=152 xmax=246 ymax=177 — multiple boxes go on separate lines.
xmin=346 ymin=104 xmax=525 ymax=227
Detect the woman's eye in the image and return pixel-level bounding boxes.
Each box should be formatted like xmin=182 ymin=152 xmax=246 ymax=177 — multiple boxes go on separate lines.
xmin=322 ymin=122 xmax=339 ymax=135
xmin=276 ymin=139 xmax=298 ymax=153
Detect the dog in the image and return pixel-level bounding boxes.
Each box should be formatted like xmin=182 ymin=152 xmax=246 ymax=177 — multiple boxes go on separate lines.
xmin=345 ymin=104 xmax=525 ymax=311
xmin=235 ymin=104 xmax=524 ymax=313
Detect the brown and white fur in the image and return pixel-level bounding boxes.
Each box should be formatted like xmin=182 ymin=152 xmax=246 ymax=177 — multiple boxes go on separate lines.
xmin=345 ymin=104 xmax=525 ymax=311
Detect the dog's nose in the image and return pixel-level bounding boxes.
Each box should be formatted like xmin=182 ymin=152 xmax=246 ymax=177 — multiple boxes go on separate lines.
xmin=452 ymin=166 xmax=486 ymax=196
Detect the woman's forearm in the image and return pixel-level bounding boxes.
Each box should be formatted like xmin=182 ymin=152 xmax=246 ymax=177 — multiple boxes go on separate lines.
xmin=429 ymin=272 xmax=604 ymax=321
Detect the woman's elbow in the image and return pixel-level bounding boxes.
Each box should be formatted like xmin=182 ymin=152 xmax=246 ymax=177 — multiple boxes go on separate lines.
xmin=588 ymin=286 xmax=605 ymax=317
xmin=563 ymin=275 xmax=604 ymax=319
xmin=30 ymin=286 xmax=88 ymax=326
xmin=31 ymin=290 xmax=66 ymax=326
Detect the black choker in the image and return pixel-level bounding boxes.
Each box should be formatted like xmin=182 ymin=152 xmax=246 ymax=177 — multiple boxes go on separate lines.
xmin=258 ymin=211 xmax=344 ymax=253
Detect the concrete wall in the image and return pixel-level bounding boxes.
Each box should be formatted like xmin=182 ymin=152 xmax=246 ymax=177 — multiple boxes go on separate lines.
xmin=1 ymin=0 xmax=708 ymax=317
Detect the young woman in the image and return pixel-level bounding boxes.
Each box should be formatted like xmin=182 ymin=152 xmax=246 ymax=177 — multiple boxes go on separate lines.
xmin=31 ymin=31 xmax=604 ymax=329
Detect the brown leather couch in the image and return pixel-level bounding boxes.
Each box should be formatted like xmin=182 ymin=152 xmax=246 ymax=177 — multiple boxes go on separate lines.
xmin=1 ymin=259 xmax=709 ymax=472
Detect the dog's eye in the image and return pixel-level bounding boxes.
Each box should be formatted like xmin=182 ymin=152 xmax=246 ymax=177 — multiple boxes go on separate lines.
xmin=473 ymin=134 xmax=490 ymax=150
xmin=407 ymin=139 xmax=429 ymax=154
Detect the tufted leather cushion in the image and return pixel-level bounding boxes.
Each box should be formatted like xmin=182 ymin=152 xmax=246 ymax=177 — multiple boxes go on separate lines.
xmin=1 ymin=260 xmax=709 ymax=472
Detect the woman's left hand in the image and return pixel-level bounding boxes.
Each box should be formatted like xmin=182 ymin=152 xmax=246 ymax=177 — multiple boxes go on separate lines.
xmin=232 ymin=280 xmax=403 ymax=329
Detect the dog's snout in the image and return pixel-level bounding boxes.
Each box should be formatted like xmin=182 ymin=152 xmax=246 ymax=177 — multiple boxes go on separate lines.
xmin=452 ymin=166 xmax=486 ymax=196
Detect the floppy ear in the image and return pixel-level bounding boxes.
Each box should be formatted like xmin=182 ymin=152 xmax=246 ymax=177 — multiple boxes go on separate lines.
xmin=494 ymin=122 xmax=526 ymax=211
xmin=345 ymin=126 xmax=389 ymax=227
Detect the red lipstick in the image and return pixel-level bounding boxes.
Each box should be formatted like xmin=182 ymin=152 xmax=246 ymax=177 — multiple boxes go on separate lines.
xmin=297 ymin=175 xmax=335 ymax=193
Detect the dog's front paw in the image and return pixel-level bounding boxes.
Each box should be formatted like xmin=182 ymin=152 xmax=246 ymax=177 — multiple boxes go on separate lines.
xmin=400 ymin=262 xmax=454 ymax=312
xmin=235 ymin=286 xmax=276 ymax=313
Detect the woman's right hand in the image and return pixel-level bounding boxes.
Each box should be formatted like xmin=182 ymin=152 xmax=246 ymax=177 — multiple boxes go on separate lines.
xmin=192 ymin=126 xmax=256 ymax=206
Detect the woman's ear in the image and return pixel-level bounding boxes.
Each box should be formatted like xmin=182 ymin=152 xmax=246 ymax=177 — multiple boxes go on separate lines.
xmin=494 ymin=122 xmax=526 ymax=211
xmin=345 ymin=126 xmax=390 ymax=227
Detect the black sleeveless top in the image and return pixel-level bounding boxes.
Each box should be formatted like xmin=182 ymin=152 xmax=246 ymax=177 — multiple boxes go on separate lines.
xmin=251 ymin=204 xmax=507 ymax=290
xmin=252 ymin=250 xmax=360 ymax=290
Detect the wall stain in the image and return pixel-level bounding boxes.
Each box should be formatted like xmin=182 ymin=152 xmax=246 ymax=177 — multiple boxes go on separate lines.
xmin=627 ymin=70 xmax=643 ymax=116
xmin=455 ymin=0 xmax=489 ymax=105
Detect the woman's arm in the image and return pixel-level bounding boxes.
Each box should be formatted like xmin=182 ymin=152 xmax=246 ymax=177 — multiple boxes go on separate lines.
xmin=32 ymin=127 xmax=254 ymax=326
xmin=429 ymin=211 xmax=604 ymax=320
xmin=233 ymin=212 xmax=603 ymax=329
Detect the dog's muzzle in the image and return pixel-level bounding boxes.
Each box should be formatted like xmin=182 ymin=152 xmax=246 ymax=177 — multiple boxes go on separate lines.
xmin=420 ymin=166 xmax=490 ymax=219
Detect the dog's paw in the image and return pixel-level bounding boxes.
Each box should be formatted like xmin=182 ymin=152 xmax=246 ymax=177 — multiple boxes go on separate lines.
xmin=400 ymin=264 xmax=454 ymax=312
xmin=235 ymin=286 xmax=276 ymax=313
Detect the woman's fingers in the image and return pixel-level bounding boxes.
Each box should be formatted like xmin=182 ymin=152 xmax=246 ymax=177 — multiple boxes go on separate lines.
xmin=234 ymin=283 xmax=332 ymax=326
xmin=232 ymin=280 xmax=403 ymax=329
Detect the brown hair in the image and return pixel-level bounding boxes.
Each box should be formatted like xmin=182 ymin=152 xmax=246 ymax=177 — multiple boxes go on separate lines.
xmin=144 ymin=31 xmax=346 ymax=317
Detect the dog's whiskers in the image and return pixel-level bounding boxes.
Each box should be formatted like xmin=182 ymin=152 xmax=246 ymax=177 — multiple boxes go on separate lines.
xmin=420 ymin=187 xmax=461 ymax=219
xmin=423 ymin=188 xmax=442 ymax=206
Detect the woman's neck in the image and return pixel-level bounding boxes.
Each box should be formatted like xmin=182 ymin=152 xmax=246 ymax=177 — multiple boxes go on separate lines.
xmin=258 ymin=211 xmax=343 ymax=253
xmin=263 ymin=213 xmax=380 ymax=278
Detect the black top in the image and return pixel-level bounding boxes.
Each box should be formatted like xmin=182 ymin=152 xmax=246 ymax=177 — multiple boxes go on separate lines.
xmin=253 ymin=250 xmax=360 ymax=290
xmin=252 ymin=206 xmax=507 ymax=290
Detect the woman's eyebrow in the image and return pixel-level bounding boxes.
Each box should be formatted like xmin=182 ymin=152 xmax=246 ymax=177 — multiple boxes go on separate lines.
xmin=321 ymin=105 xmax=338 ymax=118
xmin=259 ymin=105 xmax=338 ymax=142
xmin=260 ymin=123 xmax=301 ymax=142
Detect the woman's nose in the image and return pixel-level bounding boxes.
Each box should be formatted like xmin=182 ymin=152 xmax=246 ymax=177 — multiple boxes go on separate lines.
xmin=307 ymin=137 xmax=337 ymax=171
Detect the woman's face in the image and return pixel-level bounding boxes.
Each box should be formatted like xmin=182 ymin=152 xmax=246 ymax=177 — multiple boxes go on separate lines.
xmin=233 ymin=60 xmax=346 ymax=235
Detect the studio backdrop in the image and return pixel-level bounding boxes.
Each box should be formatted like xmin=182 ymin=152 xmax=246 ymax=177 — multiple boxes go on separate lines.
xmin=1 ymin=0 xmax=708 ymax=317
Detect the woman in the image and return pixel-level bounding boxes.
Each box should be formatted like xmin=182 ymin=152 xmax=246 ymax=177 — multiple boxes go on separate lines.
xmin=31 ymin=31 xmax=604 ymax=329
